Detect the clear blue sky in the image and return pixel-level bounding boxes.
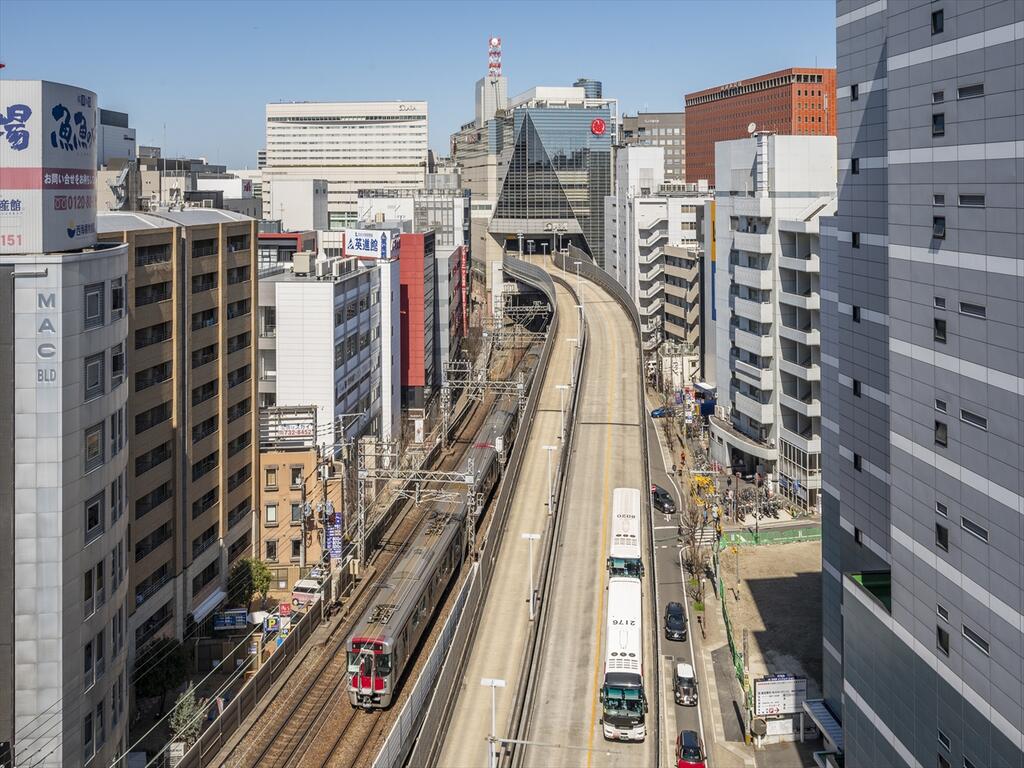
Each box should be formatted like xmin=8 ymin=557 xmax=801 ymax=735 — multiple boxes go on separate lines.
xmin=1 ymin=0 xmax=836 ymax=168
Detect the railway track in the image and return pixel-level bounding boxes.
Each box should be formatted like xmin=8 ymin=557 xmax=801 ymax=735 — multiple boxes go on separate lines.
xmin=217 ymin=345 xmax=535 ymax=767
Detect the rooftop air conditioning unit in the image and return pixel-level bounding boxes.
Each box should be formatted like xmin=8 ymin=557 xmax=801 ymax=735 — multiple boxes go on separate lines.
xmin=715 ymin=405 xmax=726 ymax=420
xmin=331 ymin=259 xmax=344 ymax=278
xmin=292 ymin=251 xmax=314 ymax=276
xmin=315 ymin=259 xmax=331 ymax=279
xmin=375 ymin=212 xmax=385 ymax=224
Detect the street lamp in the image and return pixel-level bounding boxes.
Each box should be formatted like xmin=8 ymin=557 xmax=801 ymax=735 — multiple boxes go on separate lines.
xmin=555 ymin=384 xmax=570 ymax=442
xmin=542 ymin=445 xmax=558 ymax=514
xmin=521 ymin=533 xmax=541 ymax=620
xmin=481 ymin=677 xmax=507 ymax=768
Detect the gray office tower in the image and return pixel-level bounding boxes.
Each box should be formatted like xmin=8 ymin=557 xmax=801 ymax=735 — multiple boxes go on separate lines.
xmin=816 ymin=2 xmax=1024 ymax=767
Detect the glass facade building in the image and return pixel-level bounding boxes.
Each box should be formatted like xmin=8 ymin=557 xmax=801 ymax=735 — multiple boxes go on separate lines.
xmin=493 ymin=105 xmax=613 ymax=267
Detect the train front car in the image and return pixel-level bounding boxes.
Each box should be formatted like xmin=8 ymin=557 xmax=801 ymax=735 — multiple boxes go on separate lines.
xmin=347 ymin=633 xmax=396 ymax=709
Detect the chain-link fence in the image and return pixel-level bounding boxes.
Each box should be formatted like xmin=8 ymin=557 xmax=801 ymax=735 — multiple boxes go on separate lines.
xmin=720 ymin=525 xmax=822 ymax=548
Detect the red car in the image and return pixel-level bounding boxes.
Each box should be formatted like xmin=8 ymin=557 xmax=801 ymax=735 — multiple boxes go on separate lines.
xmin=676 ymin=729 xmax=707 ymax=768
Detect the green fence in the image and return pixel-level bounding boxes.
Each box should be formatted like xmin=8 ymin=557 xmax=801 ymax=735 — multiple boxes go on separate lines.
xmin=720 ymin=525 xmax=821 ymax=548
xmin=718 ymin=574 xmax=752 ymax=709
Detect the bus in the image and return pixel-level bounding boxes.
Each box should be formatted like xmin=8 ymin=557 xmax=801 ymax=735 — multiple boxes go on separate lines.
xmin=600 ymin=576 xmax=647 ymax=741
xmin=607 ymin=487 xmax=644 ymax=578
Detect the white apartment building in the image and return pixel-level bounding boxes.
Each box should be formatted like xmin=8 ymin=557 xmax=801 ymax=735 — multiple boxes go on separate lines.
xmin=708 ymin=134 xmax=835 ymax=513
xmin=263 ymin=101 xmax=428 ymax=230
xmin=2 ymin=243 xmax=132 ymax=767
xmin=257 ymin=253 xmax=400 ymax=450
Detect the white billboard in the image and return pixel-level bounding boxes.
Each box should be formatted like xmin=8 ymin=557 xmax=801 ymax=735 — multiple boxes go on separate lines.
xmin=754 ymin=674 xmax=807 ymax=716
xmin=344 ymin=227 xmax=400 ymax=261
xmin=0 ymin=80 xmax=98 ymax=254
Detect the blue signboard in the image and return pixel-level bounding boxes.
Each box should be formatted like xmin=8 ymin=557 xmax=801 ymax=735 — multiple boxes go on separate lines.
xmin=212 ymin=608 xmax=249 ymax=631
xmin=326 ymin=502 xmax=344 ymax=560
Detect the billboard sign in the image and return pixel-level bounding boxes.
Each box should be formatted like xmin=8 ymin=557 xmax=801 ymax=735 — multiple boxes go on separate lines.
xmin=326 ymin=502 xmax=345 ymax=560
xmin=212 ymin=608 xmax=249 ymax=631
xmin=0 ymin=80 xmax=98 ymax=254
xmin=754 ymin=674 xmax=806 ymax=716
xmin=344 ymin=228 xmax=400 ymax=261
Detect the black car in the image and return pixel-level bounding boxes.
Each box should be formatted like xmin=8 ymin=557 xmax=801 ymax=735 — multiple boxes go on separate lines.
xmin=651 ymin=485 xmax=676 ymax=514
xmin=665 ymin=601 xmax=688 ymax=641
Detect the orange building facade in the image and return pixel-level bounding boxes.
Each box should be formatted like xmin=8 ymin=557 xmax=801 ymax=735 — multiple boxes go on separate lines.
xmin=684 ymin=67 xmax=836 ymax=187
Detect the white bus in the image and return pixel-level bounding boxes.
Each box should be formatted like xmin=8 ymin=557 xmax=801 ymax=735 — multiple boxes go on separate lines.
xmin=607 ymin=487 xmax=644 ymax=578
xmin=600 ymin=576 xmax=647 ymax=741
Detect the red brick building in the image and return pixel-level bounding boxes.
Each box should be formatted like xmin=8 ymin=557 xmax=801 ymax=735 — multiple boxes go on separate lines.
xmin=399 ymin=231 xmax=436 ymax=408
xmin=684 ymin=68 xmax=836 ymax=187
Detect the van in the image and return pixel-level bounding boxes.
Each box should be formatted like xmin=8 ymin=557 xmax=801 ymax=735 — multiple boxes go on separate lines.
xmin=674 ymin=662 xmax=698 ymax=706
xmin=290 ymin=578 xmax=321 ymax=608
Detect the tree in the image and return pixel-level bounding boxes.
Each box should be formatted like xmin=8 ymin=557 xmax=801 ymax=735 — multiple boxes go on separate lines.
xmin=169 ymin=684 xmax=205 ymax=749
xmin=678 ymin=500 xmax=712 ymax=586
xmin=134 ymin=637 xmax=189 ymax=712
xmin=229 ymin=557 xmax=272 ymax=610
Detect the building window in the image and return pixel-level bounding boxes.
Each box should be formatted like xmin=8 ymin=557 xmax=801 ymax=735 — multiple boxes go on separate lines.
xmin=84 ymin=352 xmax=105 ymax=401
xmin=934 ymin=398 xmax=947 ymax=413
xmin=957 ymin=83 xmax=984 ymax=100
xmin=850 ymin=83 xmax=859 ymax=101
xmin=290 ymin=467 xmax=303 ymax=488
xmin=850 ymin=158 xmax=859 ymax=175
xmin=958 ymin=194 xmax=985 ymax=208
xmin=958 ymin=302 xmax=985 ymax=318
xmin=932 ymin=113 xmax=945 ymax=137
xmin=962 ymin=625 xmax=989 ymax=655
xmin=932 ymin=216 xmax=946 ymax=239
xmin=851 ymin=305 xmax=861 ymax=323
xmin=935 ymin=421 xmax=948 ymax=447
xmin=851 ymin=232 xmax=860 ymax=248
xmin=932 ymin=90 xmax=944 ymax=104
xmin=265 ymin=540 xmax=277 ymax=561
xmin=852 ymin=379 xmax=861 ymax=397
xmin=135 ymin=281 xmax=172 ymax=307
xmin=933 ymin=194 xmax=945 ymax=206
xmin=931 ymin=9 xmax=943 ymax=34
xmin=84 ymin=283 xmax=105 ymax=329
xmin=960 ymin=516 xmax=989 ymax=543
xmin=935 ymin=523 xmax=949 ymax=551
xmin=135 ymin=242 xmax=171 ymax=266
xmin=936 ymin=604 xmax=949 ymax=622
xmin=964 ymin=757 xmax=978 ymax=768
xmin=853 ymin=454 xmax=862 ymax=472
xmin=934 ymin=296 xmax=946 ymax=309
xmin=111 ymin=343 xmax=125 ymax=387
xmin=938 ymin=754 xmax=950 ymax=768
xmin=82 ymin=711 xmax=94 ymax=762
xmin=84 ymin=639 xmax=94 ymax=689
xmin=83 ymin=567 xmax=95 ymax=617
xmin=291 ymin=502 xmax=302 ymax=524
xmin=85 ymin=422 xmax=105 ymax=472
xmin=936 ymin=501 xmax=948 ymax=517
xmin=111 ymin=276 xmax=125 ymax=320
xmin=265 ymin=504 xmax=278 ymax=526
xmin=936 ymin=625 xmax=950 ymax=655
xmin=265 ymin=468 xmax=278 ymax=490
xmin=191 ymin=450 xmax=218 ymax=482
xmin=290 ymin=539 xmax=301 ymax=561
xmin=854 ymin=527 xmax=863 ymax=546
xmin=934 ymin=318 xmax=947 ymax=343
xmin=960 ymin=409 xmax=987 ymax=430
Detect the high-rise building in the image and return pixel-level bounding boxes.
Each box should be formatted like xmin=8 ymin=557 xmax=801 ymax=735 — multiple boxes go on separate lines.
xmin=396 ymin=231 xmax=437 ymax=408
xmin=684 ymin=67 xmax=836 ymax=186
xmin=97 ymin=209 xmax=259 ymax=660
xmin=813 ymin=3 xmax=1024 ymax=767
xmin=707 ymin=134 xmax=835 ymax=515
xmin=619 ymin=112 xmax=686 ymax=180
xmin=263 ymin=101 xmax=428 ymax=230
xmin=264 ymin=178 xmax=329 ymax=231
xmin=96 ymin=109 xmax=136 ymax=168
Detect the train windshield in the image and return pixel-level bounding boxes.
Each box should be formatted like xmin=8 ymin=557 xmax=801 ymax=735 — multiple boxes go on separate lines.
xmin=348 ymin=650 xmax=391 ymax=677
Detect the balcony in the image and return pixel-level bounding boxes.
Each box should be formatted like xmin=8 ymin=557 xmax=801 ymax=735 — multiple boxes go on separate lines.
xmin=780 ymin=392 xmax=821 ymax=418
xmin=639 ymin=281 xmax=663 ymax=301
xmin=709 ymin=414 xmax=777 ymax=461
xmin=732 ymin=296 xmax=773 ymax=324
xmin=732 ymin=327 xmax=773 ymax=357
xmin=734 ymin=196 xmax=772 ymax=218
xmin=778 ymin=254 xmax=820 ymax=273
xmin=779 ymin=289 xmax=820 ymax=311
xmin=850 ymin=570 xmax=891 ymax=613
xmin=732 ymin=264 xmax=773 ymax=290
xmin=779 ymin=357 xmax=820 ymax=381
xmin=780 ymin=427 xmax=821 ymax=455
xmin=779 ymin=325 xmax=820 ymax=346
xmin=734 ymin=230 xmax=773 ymax=254
xmin=734 ymin=391 xmax=774 ymax=424
xmin=733 ymin=358 xmax=773 ymax=389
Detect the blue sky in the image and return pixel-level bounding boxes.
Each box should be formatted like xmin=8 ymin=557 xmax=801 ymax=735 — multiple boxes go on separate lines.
xmin=1 ymin=0 xmax=836 ymax=168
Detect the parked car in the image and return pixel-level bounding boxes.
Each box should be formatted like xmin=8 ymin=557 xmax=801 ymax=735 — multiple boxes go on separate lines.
xmin=665 ymin=601 xmax=688 ymax=641
xmin=676 ymin=729 xmax=707 ymax=768
xmin=674 ymin=662 xmax=698 ymax=706
xmin=651 ymin=484 xmax=677 ymax=514
xmin=651 ymin=406 xmax=674 ymax=418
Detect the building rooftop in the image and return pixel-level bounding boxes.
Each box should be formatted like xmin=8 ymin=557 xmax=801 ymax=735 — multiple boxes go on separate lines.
xmin=97 ymin=211 xmax=174 ymax=233
xmin=154 ymin=207 xmax=254 ymax=226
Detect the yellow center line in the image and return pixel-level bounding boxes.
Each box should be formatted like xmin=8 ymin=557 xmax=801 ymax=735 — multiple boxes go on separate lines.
xmin=586 ymin=284 xmax=619 ymax=767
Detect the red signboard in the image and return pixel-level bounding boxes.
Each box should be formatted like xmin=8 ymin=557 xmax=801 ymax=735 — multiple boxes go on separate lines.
xmin=590 ymin=118 xmax=606 ymax=136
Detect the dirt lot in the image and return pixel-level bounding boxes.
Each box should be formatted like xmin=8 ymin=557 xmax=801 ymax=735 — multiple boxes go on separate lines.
xmin=719 ymin=541 xmax=822 ymax=698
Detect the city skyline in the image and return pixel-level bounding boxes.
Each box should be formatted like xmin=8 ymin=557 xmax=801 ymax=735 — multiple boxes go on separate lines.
xmin=0 ymin=0 xmax=836 ymax=166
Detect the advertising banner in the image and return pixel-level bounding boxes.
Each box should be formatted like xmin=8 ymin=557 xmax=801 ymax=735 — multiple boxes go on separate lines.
xmin=0 ymin=80 xmax=97 ymax=254
xmin=343 ymin=227 xmax=400 ymax=261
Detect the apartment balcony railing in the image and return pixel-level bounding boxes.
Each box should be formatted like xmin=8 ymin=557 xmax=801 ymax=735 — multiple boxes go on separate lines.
xmin=135 ymin=571 xmax=173 ymax=607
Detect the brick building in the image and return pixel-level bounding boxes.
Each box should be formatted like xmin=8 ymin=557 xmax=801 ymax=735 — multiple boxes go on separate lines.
xmin=684 ymin=67 xmax=836 ymax=187
xmin=398 ymin=231 xmax=437 ymax=408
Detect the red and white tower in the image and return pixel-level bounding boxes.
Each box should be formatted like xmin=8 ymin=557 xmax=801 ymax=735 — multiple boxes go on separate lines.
xmin=487 ymin=36 xmax=502 ymax=80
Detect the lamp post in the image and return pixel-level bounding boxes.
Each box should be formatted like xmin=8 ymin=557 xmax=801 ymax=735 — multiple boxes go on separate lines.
xmin=521 ymin=533 xmax=541 ymax=619
xmin=542 ymin=444 xmax=558 ymax=514
xmin=480 ymin=677 xmax=507 ymax=768
xmin=555 ymin=384 xmax=570 ymax=442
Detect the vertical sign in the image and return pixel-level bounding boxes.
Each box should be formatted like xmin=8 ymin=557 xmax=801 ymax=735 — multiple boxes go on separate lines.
xmin=0 ymin=80 xmax=97 ymax=254
xmin=326 ymin=501 xmax=344 ymax=560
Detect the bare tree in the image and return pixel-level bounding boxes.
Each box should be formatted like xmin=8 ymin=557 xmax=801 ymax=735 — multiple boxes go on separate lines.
xmin=678 ymin=500 xmax=712 ymax=584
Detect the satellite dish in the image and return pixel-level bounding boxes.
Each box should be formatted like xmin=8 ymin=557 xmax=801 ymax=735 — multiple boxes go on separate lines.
xmin=747 ymin=122 xmax=757 ymax=135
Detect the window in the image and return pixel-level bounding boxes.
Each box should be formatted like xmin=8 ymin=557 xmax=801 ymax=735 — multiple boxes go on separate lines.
xmin=853 ymin=454 xmax=862 ymax=472
xmin=84 ymin=283 xmax=105 ymax=329
xmin=227 ymin=299 xmax=251 ymax=320
xmin=265 ymin=504 xmax=278 ymax=525
xmin=227 ymin=430 xmax=251 ymax=458
xmin=962 ymin=624 xmax=989 ymax=655
xmin=111 ymin=343 xmax=125 ymax=387
xmin=135 ymin=243 xmax=171 ymax=266
xmin=110 ymin=473 xmax=124 ymax=521
xmin=191 ymin=380 xmax=218 ymax=407
xmin=84 ymin=640 xmax=94 ymax=688
xmin=265 ymin=540 xmax=277 ymax=561
xmin=937 ymin=604 xmax=949 ymax=622
xmin=291 ymin=539 xmax=302 ymax=561
xmin=854 ymin=527 xmax=863 ymax=545
xmin=136 ymin=321 xmax=171 ymax=349
xmin=84 ymin=352 xmax=105 ymax=400
xmin=135 ymin=282 xmax=172 ymax=306
xmin=934 ymin=296 xmax=946 ymax=309
xmin=852 ymin=379 xmax=861 ymax=397
xmin=851 ymin=232 xmax=860 ymax=248
xmin=958 ymin=194 xmax=985 ymax=207
xmin=290 ymin=467 xmax=302 ymax=488
xmin=135 ymin=360 xmax=172 ymax=392
xmin=227 ymin=332 xmax=251 ymax=354
xmin=932 ymin=90 xmax=944 ymax=104
xmin=933 ymin=398 xmax=947 ymax=413
xmin=111 ymin=277 xmax=125 ymax=320
xmin=135 ymin=401 xmax=172 ymax=434
xmin=192 ymin=415 xmax=218 ymax=444
xmin=958 ymin=302 xmax=985 ymax=318
xmin=95 ymin=700 xmax=105 ymax=749
xmin=960 ymin=409 xmax=987 ymax=430
xmin=191 ymin=488 xmax=218 ymax=519
xmin=95 ymin=630 xmax=105 ymax=678
xmin=935 ymin=421 xmax=948 ymax=447
xmin=936 ymin=501 xmax=948 ymax=517
xmin=957 ymin=83 xmax=984 ymax=100
xmin=961 ymin=516 xmax=989 ymax=542
xmin=851 ymin=305 xmax=861 ymax=323
xmin=227 ymin=265 xmax=250 ymax=285
xmin=191 ymin=272 xmax=217 ymax=293
xmin=939 ymin=755 xmax=950 ymax=768
xmin=964 ymin=757 xmax=978 ymax=768
xmin=191 ymin=450 xmax=218 ymax=482
xmin=931 ymin=9 xmax=943 ymax=33
xmin=265 ymin=468 xmax=278 ymax=490
xmin=932 ymin=216 xmax=946 ymax=239
xmin=932 ymin=113 xmax=945 ymax=136
xmin=191 ymin=343 xmax=217 ymax=369
xmin=850 ymin=158 xmax=860 ymax=175
xmin=83 ymin=568 xmax=95 ymax=617
xmin=850 ymin=83 xmax=859 ymax=101
xmin=227 ymin=364 xmax=251 ymax=389
xmin=936 ymin=625 xmax=950 ymax=655
xmin=935 ymin=523 xmax=949 ymax=551
xmin=291 ymin=502 xmax=302 ymax=524
xmin=192 ymin=308 xmax=218 ymax=331
xmin=933 ymin=194 xmax=945 ymax=205
xmin=192 ymin=238 xmax=217 ymax=258
xmin=135 ymin=441 xmax=172 ymax=476
xmin=85 ymin=423 xmax=105 ymax=472
xmin=934 ymin=318 xmax=947 ymax=343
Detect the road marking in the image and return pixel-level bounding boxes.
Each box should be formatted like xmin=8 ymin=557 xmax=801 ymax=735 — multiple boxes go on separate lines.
xmin=586 ymin=283 xmax=617 ymax=767
xmin=653 ymin=525 xmax=677 ymax=531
